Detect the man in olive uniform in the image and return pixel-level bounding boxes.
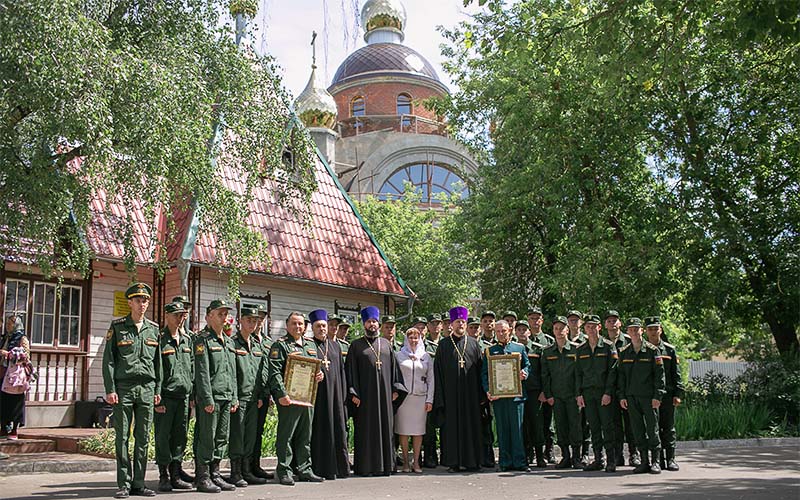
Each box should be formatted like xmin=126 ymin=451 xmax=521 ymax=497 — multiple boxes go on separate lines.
xmin=575 ymin=314 xmax=619 ymax=472
xmin=328 ymin=314 xmax=341 ymax=336
xmin=605 ymin=310 xmax=638 ymax=467
xmin=502 ymin=311 xmax=518 ymax=334
xmin=336 ymin=318 xmax=352 ymax=344
xmin=228 ymin=306 xmax=268 ymax=486
xmin=194 ymin=299 xmax=239 ymax=493
xmin=441 ymin=312 xmax=452 ymax=337
xmin=541 ymin=316 xmax=583 ymax=469
xmin=483 ymin=320 xmax=530 ymax=471
xmin=381 ymin=315 xmax=401 ymax=352
xmin=566 ymin=310 xmax=584 ymax=343
xmin=526 ymin=307 xmax=555 ymax=462
xmin=249 ymin=304 xmax=275 ymax=481
xmin=467 ymin=317 xmax=481 ymax=338
xmin=618 ymin=318 xmax=665 ymax=474
xmin=167 ymin=295 xmax=197 ymax=483
xmin=154 ymin=301 xmax=194 ymax=492
xmin=268 ymin=312 xmax=325 ymax=486
xmin=477 ymin=311 xmax=497 ymax=468
xmin=517 ymin=319 xmax=547 ymax=468
xmin=102 ymin=283 xmax=161 ymax=498
xmin=645 ymin=316 xmax=684 ymax=472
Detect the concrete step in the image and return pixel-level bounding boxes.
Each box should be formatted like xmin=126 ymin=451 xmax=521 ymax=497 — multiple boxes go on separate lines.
xmin=0 ymin=438 xmax=56 ymax=454
xmin=17 ymin=428 xmax=103 ymax=453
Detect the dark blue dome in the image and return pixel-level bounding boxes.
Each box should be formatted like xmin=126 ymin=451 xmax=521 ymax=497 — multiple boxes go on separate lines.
xmin=330 ymin=43 xmax=440 ymax=87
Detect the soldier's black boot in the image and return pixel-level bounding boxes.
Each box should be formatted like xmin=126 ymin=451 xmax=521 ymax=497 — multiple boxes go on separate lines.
xmin=242 ymin=458 xmax=267 ymax=485
xmin=158 ymin=464 xmax=172 ymax=492
xmin=251 ymin=457 xmax=274 ymax=480
xmin=650 ymin=448 xmax=662 ymax=474
xmin=176 ymin=461 xmax=194 ymax=483
xmin=195 ymin=463 xmax=221 ymax=494
xmin=629 ymin=446 xmax=642 ymax=467
xmin=614 ymin=444 xmax=625 ymax=466
xmin=571 ymin=446 xmax=583 ymax=469
xmin=169 ymin=461 xmax=193 ymax=490
xmin=633 ymin=450 xmax=651 ymax=474
xmin=666 ymin=448 xmax=680 ymax=471
xmin=534 ymin=446 xmax=547 ymax=468
xmin=605 ymin=448 xmax=617 ymax=473
xmin=228 ymin=458 xmax=248 ymax=488
xmin=583 ymin=452 xmax=603 ymax=472
xmin=210 ymin=460 xmax=236 ymax=491
xmin=544 ymin=440 xmax=556 ymax=464
xmin=555 ymin=446 xmax=571 ymax=469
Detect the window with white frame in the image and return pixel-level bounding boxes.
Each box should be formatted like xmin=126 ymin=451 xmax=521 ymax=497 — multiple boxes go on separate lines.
xmin=3 ymin=278 xmax=83 ymax=348
xmin=58 ymin=285 xmax=82 ymax=347
xmin=3 ymin=279 xmax=29 ymax=332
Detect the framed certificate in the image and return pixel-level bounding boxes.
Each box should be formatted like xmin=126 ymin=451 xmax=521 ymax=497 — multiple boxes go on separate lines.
xmin=487 ymin=353 xmax=522 ymax=399
xmin=284 ymin=354 xmax=321 ymax=407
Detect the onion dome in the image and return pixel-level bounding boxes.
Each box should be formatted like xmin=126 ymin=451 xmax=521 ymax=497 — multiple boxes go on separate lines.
xmin=294 ymin=64 xmax=338 ymax=129
xmin=361 ymin=0 xmax=407 ymax=43
xmin=330 ymin=43 xmax=440 ymax=88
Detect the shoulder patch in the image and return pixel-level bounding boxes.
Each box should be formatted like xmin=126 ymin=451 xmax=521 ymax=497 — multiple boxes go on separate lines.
xmin=195 ymin=343 xmax=205 ymax=355
xmin=655 ymin=356 xmax=663 ymax=365
xmin=105 ymin=329 xmax=113 ymax=341
xmin=270 ymin=348 xmax=280 ymax=359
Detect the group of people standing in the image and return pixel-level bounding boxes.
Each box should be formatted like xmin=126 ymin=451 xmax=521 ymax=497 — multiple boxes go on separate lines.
xmin=102 ymin=282 xmax=684 ymax=499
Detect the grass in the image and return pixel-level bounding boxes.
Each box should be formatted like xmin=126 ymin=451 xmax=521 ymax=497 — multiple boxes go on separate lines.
xmin=676 ymin=400 xmax=774 ymax=441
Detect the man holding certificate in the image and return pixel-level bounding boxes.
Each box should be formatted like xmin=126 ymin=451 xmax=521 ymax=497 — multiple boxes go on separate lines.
xmin=481 ymin=320 xmax=530 ymax=472
xmin=267 ymin=311 xmax=325 ymax=486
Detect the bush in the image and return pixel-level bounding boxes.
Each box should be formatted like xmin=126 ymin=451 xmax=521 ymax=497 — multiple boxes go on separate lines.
xmin=676 ymin=401 xmax=773 ymax=440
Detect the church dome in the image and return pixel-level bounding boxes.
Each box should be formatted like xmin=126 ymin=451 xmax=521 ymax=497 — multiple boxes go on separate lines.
xmin=294 ymin=65 xmax=338 ymax=129
xmin=361 ymin=0 xmax=407 ymax=34
xmin=330 ymin=43 xmax=440 ymax=88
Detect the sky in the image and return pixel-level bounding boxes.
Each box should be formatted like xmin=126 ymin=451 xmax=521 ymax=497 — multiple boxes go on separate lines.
xmin=250 ymin=0 xmax=478 ymax=100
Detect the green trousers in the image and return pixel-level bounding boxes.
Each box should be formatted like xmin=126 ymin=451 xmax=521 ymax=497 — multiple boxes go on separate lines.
xmin=611 ymin=400 xmax=636 ymax=457
xmin=275 ymin=403 xmax=313 ymax=478
xmin=480 ymin=403 xmax=495 ymax=466
xmin=542 ymin=401 xmax=554 ymax=449
xmin=153 ymin=395 xmax=190 ymax=465
xmin=522 ymin=393 xmax=544 ymax=458
xmin=659 ymin=397 xmax=677 ymax=452
xmin=493 ymin=399 xmax=526 ymax=469
xmin=195 ymin=400 xmax=231 ymax=464
xmin=229 ymin=399 xmax=259 ymax=460
xmin=552 ymin=397 xmax=582 ymax=448
xmin=628 ymin=397 xmax=661 ymax=456
xmin=114 ymin=384 xmax=154 ymax=489
xmin=583 ymin=390 xmax=614 ymax=456
xmin=252 ymin=398 xmax=269 ymax=464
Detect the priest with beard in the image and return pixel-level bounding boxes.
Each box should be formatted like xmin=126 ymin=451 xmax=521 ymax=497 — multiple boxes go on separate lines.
xmin=434 ymin=306 xmax=485 ymax=472
xmin=308 ymin=309 xmax=350 ymax=480
xmin=345 ymin=306 xmax=407 ymax=476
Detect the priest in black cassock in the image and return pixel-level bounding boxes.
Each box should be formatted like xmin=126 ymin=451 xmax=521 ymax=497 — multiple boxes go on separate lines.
xmin=308 ymin=309 xmax=350 ymax=480
xmin=345 ymin=306 xmax=407 ymax=476
xmin=434 ymin=306 xmax=485 ymax=472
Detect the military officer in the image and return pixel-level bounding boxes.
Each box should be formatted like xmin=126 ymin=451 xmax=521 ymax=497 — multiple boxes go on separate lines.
xmin=645 ymin=316 xmax=684 ymax=472
xmin=249 ymin=304 xmax=275 ymax=481
xmin=517 ymin=320 xmax=547 ymax=467
xmin=336 ymin=318 xmax=352 ymax=345
xmin=604 ymin=310 xmax=638 ymax=467
xmin=478 ymin=311 xmax=497 ymax=348
xmin=502 ymin=310 xmax=518 ymax=334
xmin=566 ymin=310 xmax=584 ymax=342
xmin=513 ymin=319 xmax=530 ymax=343
xmin=412 ymin=316 xmax=427 ymax=333
xmin=441 ymin=312 xmax=452 ymax=337
xmin=467 ymin=317 xmax=481 ymax=338
xmin=526 ymin=307 xmax=555 ymax=462
xmin=541 ymin=316 xmax=583 ymax=469
xmin=268 ymin=311 xmax=325 ymax=486
xmin=526 ymin=307 xmax=555 ymax=347
xmin=154 ymin=301 xmax=194 ymax=492
xmin=617 ymin=317 xmax=666 ymax=474
xmin=483 ymin=320 xmax=530 ymax=471
xmin=194 ymin=299 xmax=239 ymax=493
xmin=381 ymin=315 xmax=401 ymax=352
xmin=575 ymin=314 xmax=619 ymax=472
xmin=102 ymin=283 xmax=161 ymax=498
xmin=328 ymin=314 xmax=341 ymax=335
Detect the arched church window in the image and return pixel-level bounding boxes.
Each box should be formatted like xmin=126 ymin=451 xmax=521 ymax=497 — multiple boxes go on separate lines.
xmin=397 ymin=93 xmax=412 ymax=127
xmin=379 ymin=164 xmax=469 ymax=203
xmin=351 ymin=96 xmax=365 ymax=117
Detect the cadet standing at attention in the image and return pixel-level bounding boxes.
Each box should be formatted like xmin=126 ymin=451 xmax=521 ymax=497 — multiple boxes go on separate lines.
xmin=604 ymin=310 xmax=639 ymax=467
xmin=518 ymin=318 xmax=547 ymax=468
xmin=102 ymin=283 xmax=161 ymax=499
xmin=249 ymin=304 xmax=275 ymax=481
xmin=526 ymin=307 xmax=556 ymax=463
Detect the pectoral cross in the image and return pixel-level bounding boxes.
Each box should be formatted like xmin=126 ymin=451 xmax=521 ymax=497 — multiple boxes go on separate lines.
xmin=375 ymin=359 xmax=383 ymax=369
xmin=459 ymin=359 xmax=465 ymax=369
xmin=322 ymin=359 xmax=330 ymax=370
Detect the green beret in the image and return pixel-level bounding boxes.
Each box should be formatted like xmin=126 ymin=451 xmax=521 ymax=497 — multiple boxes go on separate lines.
xmin=240 ymin=306 xmax=260 ymax=318
xmin=427 ymin=313 xmax=442 ymax=322
xmin=467 ymin=316 xmax=480 ymax=326
xmin=171 ymin=295 xmax=192 ymax=306
xmin=553 ymin=315 xmax=568 ymax=325
xmin=206 ymin=299 xmax=233 ymax=315
xmin=502 ymin=310 xmax=518 ymax=320
xmin=567 ymin=310 xmax=582 ymax=319
xmin=164 ymin=301 xmax=186 ymax=314
xmin=605 ymin=310 xmax=620 ymax=320
xmin=125 ymin=282 xmax=152 ymax=299
xmin=645 ymin=316 xmax=661 ymax=327
xmin=584 ymin=314 xmax=601 ymax=325
xmin=481 ymin=310 xmax=496 ymax=319
xmin=381 ymin=315 xmax=396 ymax=324
xmin=627 ymin=317 xmax=643 ymax=328
xmin=526 ymin=306 xmax=542 ymax=315
xmin=516 ymin=320 xmax=530 ymax=328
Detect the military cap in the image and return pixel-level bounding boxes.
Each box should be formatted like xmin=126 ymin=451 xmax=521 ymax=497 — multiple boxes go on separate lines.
xmin=125 ymin=282 xmax=152 ymax=299
xmin=645 ymin=316 xmax=662 ymax=327
xmin=467 ymin=316 xmax=481 ymax=326
xmin=256 ymin=304 xmax=268 ymax=317
xmin=339 ymin=318 xmax=352 ymax=327
xmin=427 ymin=313 xmax=442 ymax=323
xmin=164 ymin=301 xmax=186 ymax=314
xmin=605 ymin=309 xmax=620 ymax=320
xmin=240 ymin=305 xmax=260 ymax=318
xmin=553 ymin=315 xmax=568 ymax=325
xmin=441 ymin=313 xmax=451 ymax=322
xmin=381 ymin=315 xmax=397 ymax=324
xmin=206 ymin=299 xmax=233 ymax=315
xmin=627 ymin=317 xmax=643 ymax=328
xmin=502 ymin=310 xmax=518 ymax=320
xmin=516 ymin=320 xmax=530 ymax=328
xmin=171 ymin=295 xmax=192 ymax=306
xmin=566 ymin=309 xmax=582 ymax=319
xmin=328 ymin=313 xmax=341 ymax=322
xmin=526 ymin=306 xmax=542 ymax=315
xmin=584 ymin=314 xmax=601 ymax=325
xmin=412 ymin=316 xmax=428 ymax=325
xmin=481 ymin=310 xmax=496 ymax=319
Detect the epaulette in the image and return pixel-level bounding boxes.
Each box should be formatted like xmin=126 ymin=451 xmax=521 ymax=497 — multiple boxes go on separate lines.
xmin=197 ymin=329 xmax=211 ymax=339
xmin=574 ymin=340 xmax=587 ymax=349
xmin=531 ymin=341 xmax=544 ymax=349
xmin=619 ymin=344 xmax=630 ymax=352
xmin=182 ymin=329 xmax=194 ymax=339
xmin=144 ymin=318 xmax=158 ymax=326
xmin=644 ymin=340 xmax=658 ymax=350
xmin=510 ymin=340 xmax=523 ymax=346
xmin=663 ymin=341 xmax=676 ymax=350
xmin=602 ymin=337 xmax=615 ymax=346
xmin=112 ymin=317 xmax=126 ymax=325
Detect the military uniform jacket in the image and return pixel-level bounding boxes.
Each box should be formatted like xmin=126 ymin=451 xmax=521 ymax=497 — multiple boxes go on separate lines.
xmin=575 ymin=338 xmax=618 ymax=397
xmin=522 ymin=339 xmax=545 ymax=394
xmin=158 ymin=327 xmax=194 ymax=398
xmin=478 ymin=335 xmax=497 ymax=352
xmin=481 ymin=341 xmax=530 ymax=402
xmin=653 ymin=341 xmax=685 ymax=399
xmin=232 ymin=333 xmax=266 ymax=402
xmin=606 ymin=333 xmax=630 ymax=352
xmin=616 ymin=341 xmax=666 ymax=401
xmin=267 ymin=335 xmax=318 ymax=400
xmin=194 ymin=326 xmax=238 ymax=407
xmin=424 ymin=336 xmax=439 ymax=358
xmin=102 ymin=315 xmax=162 ymax=395
xmin=337 ymin=338 xmax=350 ymax=358
xmin=532 ymin=331 xmax=555 ymax=347
xmin=541 ymin=341 xmax=579 ymax=399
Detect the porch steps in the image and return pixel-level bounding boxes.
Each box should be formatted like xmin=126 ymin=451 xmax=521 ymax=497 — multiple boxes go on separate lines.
xmin=0 ymin=438 xmax=56 ymax=454
xmin=15 ymin=428 xmax=104 ymax=454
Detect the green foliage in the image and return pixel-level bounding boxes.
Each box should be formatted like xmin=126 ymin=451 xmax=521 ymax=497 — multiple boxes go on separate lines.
xmin=676 ymin=401 xmax=773 ymax=441
xmin=356 ymin=188 xmax=480 ymax=317
xmin=0 ymin=0 xmax=317 ymax=295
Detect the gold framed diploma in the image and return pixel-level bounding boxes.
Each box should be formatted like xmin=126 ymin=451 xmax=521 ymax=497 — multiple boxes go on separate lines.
xmin=487 ymin=353 xmax=522 ymax=399
xmin=284 ymin=355 xmax=321 ymax=407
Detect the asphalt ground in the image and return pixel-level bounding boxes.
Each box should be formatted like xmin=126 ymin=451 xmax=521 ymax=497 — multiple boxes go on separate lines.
xmin=0 ymin=446 xmax=797 ymax=500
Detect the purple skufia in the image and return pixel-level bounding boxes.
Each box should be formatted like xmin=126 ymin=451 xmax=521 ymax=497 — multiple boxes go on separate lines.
xmin=309 ymin=309 xmax=328 ymax=324
xmin=360 ymin=306 xmax=381 ymax=323
xmin=449 ymin=306 xmax=469 ymax=322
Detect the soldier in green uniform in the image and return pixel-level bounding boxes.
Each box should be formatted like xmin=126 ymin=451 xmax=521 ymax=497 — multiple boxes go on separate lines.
xmin=102 ymin=283 xmax=161 ymax=498
xmin=483 ymin=320 xmax=530 ymax=471
xmin=166 ymin=295 xmax=197 ymax=484
xmin=154 ymin=301 xmax=194 ymax=492
xmin=617 ymin=318 xmax=665 ymax=474
xmin=566 ymin=310 xmax=584 ymax=343
xmin=478 ymin=311 xmax=497 ymax=348
xmin=268 ymin=311 xmax=325 ymax=486
xmin=541 ymin=316 xmax=583 ymax=469
xmin=575 ymin=314 xmax=619 ymax=472
xmin=526 ymin=307 xmax=555 ymax=463
xmin=645 ymin=316 xmax=684 ymax=472
xmin=328 ymin=314 xmax=341 ymax=336
xmin=227 ymin=306 xmax=268 ymax=486
xmin=604 ymin=310 xmax=638 ymax=467
xmin=467 ymin=317 xmax=481 ymax=338
xmin=249 ymin=303 xmax=275 ymax=481
xmin=193 ymin=299 xmax=239 ymax=493
xmin=477 ymin=311 xmax=497 ymax=468
xmin=381 ymin=315 xmax=401 ymax=352
xmin=516 ymin=320 xmax=547 ymax=468
xmin=336 ymin=318 xmax=352 ymax=346
xmin=502 ymin=311 xmax=518 ymax=336
xmin=441 ymin=312 xmax=452 ymax=337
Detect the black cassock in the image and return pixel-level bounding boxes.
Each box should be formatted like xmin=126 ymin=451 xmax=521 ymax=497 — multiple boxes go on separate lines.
xmin=311 ymin=337 xmax=350 ymax=479
xmin=434 ymin=333 xmax=485 ymax=470
xmin=345 ymin=336 xmax=407 ymax=476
